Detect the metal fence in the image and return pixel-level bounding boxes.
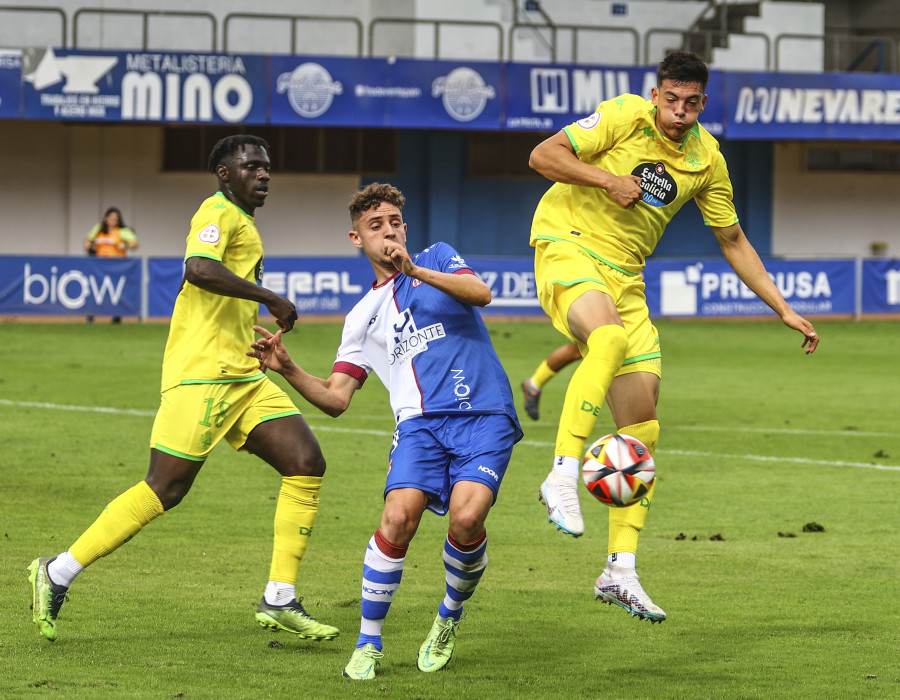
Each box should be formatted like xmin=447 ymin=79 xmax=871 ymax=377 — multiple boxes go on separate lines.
xmin=0 ymin=5 xmax=895 ymax=72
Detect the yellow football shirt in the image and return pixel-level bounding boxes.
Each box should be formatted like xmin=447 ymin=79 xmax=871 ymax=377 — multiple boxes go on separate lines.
xmin=530 ymin=93 xmax=739 ymax=275
xmin=160 ymin=192 xmax=266 ymax=391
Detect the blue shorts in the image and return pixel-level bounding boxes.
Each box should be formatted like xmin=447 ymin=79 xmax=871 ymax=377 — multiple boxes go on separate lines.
xmin=386 ymin=413 xmax=518 ymax=516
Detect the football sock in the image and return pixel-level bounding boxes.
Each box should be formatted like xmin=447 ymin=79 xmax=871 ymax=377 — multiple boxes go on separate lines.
xmin=608 ymin=420 xmax=660 ymax=555
xmin=438 ymin=530 xmax=488 ymax=622
xmin=358 ymin=529 xmax=407 ymax=651
xmin=608 ymin=551 xmax=636 ymax=569
xmin=531 ymin=360 xmax=557 ymax=390
xmin=47 ymin=550 xmax=84 ymax=588
xmin=69 ymin=480 xmax=164 ymax=567
xmin=264 ymin=581 xmax=296 ymax=607
xmin=552 ymin=455 xmax=581 ymax=479
xmin=268 ymin=475 xmax=321 ymax=585
xmin=555 ymin=325 xmax=628 ymax=459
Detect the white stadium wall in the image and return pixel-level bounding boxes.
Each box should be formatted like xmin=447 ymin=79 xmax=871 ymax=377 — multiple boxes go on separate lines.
xmin=0 ymin=0 xmax=894 ymax=260
xmin=4 ymin=121 xmax=359 ymax=258
xmin=772 ymin=141 xmax=900 ymax=259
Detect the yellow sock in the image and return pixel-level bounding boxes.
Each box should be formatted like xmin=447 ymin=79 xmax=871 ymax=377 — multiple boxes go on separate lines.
xmin=531 ymin=360 xmax=556 ymax=390
xmin=608 ymin=420 xmax=660 ymax=555
xmin=554 ymin=325 xmax=628 ymax=458
xmin=269 ymin=475 xmax=322 ymax=584
xmin=69 ymin=481 xmax=164 ymax=567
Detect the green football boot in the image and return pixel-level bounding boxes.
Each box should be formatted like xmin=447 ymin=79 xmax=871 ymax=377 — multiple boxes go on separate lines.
xmin=28 ymin=557 xmax=69 ymax=642
xmin=416 ymin=614 xmax=461 ymax=672
xmin=255 ymin=597 xmax=339 ymax=640
xmin=342 ymin=643 xmax=384 ymax=680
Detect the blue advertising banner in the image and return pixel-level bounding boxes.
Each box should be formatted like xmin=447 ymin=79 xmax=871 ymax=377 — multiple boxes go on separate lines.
xmin=147 ymin=258 xmax=184 ymax=318
xmin=0 ymin=256 xmax=141 ymax=316
xmin=14 ymin=255 xmax=893 ymax=320
xmin=12 ymin=49 xmax=900 ymax=140
xmin=723 ymin=71 xmax=900 ymax=140
xmin=261 ymin=256 xmax=373 ymax=315
xmin=150 ymin=256 xmax=377 ymax=318
xmin=270 ymin=56 xmax=389 ymax=127
xmin=468 ymin=256 xmax=543 ymax=317
xmin=269 ymin=55 xmax=501 ymax=130
xmin=861 ymin=258 xmax=900 ymax=313
xmin=503 ymin=63 xmax=725 ymax=136
xmin=22 ymin=48 xmax=268 ymax=123
xmin=260 ymin=255 xmax=542 ymax=317
xmin=644 ymin=258 xmax=856 ymax=317
xmin=0 ymin=50 xmax=22 ymax=119
xmin=146 ymin=255 xmax=543 ymax=319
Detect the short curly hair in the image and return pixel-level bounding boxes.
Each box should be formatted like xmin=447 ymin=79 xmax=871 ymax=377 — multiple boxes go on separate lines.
xmin=658 ymin=51 xmax=709 ymax=91
xmin=348 ymin=183 xmax=406 ymax=226
xmin=207 ymin=135 xmax=270 ymax=174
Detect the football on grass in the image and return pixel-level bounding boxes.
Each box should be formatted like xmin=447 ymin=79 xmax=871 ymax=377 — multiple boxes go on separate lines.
xmin=582 ymin=433 xmax=655 ymax=507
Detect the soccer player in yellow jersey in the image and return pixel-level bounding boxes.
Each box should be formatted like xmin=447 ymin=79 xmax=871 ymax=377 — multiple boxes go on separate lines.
xmin=530 ymin=51 xmax=819 ymax=622
xmin=28 ymin=135 xmax=338 ymax=643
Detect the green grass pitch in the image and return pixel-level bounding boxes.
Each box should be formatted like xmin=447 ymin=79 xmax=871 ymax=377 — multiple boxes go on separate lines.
xmin=1 ymin=319 xmax=898 ymax=699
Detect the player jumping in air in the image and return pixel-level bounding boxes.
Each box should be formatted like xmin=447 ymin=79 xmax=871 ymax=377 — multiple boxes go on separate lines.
xmin=529 ymin=51 xmax=819 ymax=622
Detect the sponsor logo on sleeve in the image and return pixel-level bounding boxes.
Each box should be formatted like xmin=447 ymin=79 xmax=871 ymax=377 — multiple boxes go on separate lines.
xmin=576 ymin=111 xmax=601 ymax=129
xmin=197 ymin=224 xmax=220 ymax=243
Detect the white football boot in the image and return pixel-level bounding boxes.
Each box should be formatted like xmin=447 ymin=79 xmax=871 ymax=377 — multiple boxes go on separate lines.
xmin=594 ymin=562 xmax=666 ymax=622
xmin=538 ymin=469 xmax=585 ymax=537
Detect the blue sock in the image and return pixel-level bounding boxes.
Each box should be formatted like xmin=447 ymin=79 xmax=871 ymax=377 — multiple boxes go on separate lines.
xmin=438 ymin=531 xmax=488 ymax=621
xmin=356 ymin=633 xmax=383 ymax=651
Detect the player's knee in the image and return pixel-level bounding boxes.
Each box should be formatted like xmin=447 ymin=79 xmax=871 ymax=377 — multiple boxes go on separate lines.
xmin=449 ymin=511 xmax=487 ymax=543
xmin=380 ymin=509 xmax=420 ymax=545
xmin=276 ymin=442 xmax=327 ymax=478
xmin=298 ymin=448 xmax=326 ymax=477
xmin=585 ymin=324 xmax=628 ymax=361
xmin=147 ymin=481 xmax=190 ymax=511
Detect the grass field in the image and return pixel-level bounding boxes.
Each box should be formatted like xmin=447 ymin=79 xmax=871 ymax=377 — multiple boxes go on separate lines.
xmin=1 ymin=319 xmax=898 ymax=699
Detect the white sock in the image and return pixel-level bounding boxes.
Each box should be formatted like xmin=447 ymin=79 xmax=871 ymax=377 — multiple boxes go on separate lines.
xmin=552 ymin=455 xmax=581 ymax=479
xmin=609 ymin=552 xmax=636 ymax=570
xmin=264 ymin=581 xmax=296 ymax=606
xmin=47 ymin=551 xmax=84 ymax=588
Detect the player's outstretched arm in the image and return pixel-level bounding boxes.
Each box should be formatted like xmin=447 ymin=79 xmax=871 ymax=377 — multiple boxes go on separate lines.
xmin=713 ymin=223 xmax=819 ymax=354
xmin=185 ymin=257 xmax=298 ymax=331
xmin=248 ymin=325 xmax=359 ymax=416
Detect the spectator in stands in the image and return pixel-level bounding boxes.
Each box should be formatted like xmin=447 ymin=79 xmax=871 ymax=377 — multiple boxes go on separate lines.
xmin=84 ymin=207 xmax=139 ymax=323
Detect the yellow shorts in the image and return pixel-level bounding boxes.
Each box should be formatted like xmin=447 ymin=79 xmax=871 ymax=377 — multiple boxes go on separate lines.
xmin=534 ymin=239 xmax=661 ymax=378
xmin=149 ymin=376 xmax=301 ymax=461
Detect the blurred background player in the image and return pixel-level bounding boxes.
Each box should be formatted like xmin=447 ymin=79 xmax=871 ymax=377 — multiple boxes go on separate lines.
xmin=521 ymin=341 xmax=581 ymax=420
xmin=28 ymin=135 xmax=338 ymax=644
xmin=248 ymin=182 xmax=522 ymax=680
xmin=84 ymin=206 xmax=138 ymax=323
xmin=529 ymin=51 xmax=819 ymax=622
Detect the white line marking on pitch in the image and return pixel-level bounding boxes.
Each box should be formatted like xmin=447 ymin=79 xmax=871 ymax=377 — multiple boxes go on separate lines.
xmin=2 ymin=400 xmax=897 ymax=472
